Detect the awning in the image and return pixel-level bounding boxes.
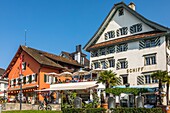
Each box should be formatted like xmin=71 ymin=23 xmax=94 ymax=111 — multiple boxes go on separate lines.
xmin=113 ymin=85 xmax=158 ymax=89
xmin=35 ymin=81 xmax=98 ymax=92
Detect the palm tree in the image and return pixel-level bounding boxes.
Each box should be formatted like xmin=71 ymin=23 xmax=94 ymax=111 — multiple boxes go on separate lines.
xmin=151 ymin=70 xmax=168 ymax=105
xmin=97 ymin=70 xmax=118 ymax=97
xmin=164 ymin=75 xmax=170 ymax=105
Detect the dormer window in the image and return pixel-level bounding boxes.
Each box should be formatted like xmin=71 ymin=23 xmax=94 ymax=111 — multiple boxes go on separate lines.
xmin=118 ymin=8 xmax=124 ymax=16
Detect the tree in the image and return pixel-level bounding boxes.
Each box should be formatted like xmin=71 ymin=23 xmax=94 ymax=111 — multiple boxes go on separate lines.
xmin=164 ymin=74 xmax=170 ymax=105
xmin=151 ymin=70 xmax=168 ymax=105
xmin=97 ymin=70 xmax=118 ymax=97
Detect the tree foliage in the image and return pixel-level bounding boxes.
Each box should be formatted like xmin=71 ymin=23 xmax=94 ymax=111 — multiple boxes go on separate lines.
xmin=151 ymin=70 xmax=168 ymax=105
xmin=105 ymin=88 xmax=148 ymax=96
xmin=97 ymin=70 xmax=118 ymax=88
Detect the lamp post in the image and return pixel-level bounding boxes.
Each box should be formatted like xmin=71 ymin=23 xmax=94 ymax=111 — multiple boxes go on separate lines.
xmin=3 ymin=90 xmax=6 ymax=102
xmin=19 ymin=74 xmax=23 ymax=110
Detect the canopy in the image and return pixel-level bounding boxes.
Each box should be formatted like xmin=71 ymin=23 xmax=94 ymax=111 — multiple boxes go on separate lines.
xmin=73 ymin=70 xmax=90 ymax=76
xmin=113 ymin=85 xmax=157 ymax=89
xmin=35 ymin=81 xmax=98 ymax=92
xmin=45 ymin=72 xmax=60 ymax=77
xmin=59 ymin=71 xmax=73 ymax=77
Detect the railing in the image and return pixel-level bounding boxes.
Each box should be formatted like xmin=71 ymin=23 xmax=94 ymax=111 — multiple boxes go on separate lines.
xmin=51 ymin=79 xmax=98 ymax=84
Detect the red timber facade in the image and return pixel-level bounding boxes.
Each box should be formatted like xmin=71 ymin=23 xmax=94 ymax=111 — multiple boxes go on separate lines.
xmin=4 ymin=45 xmax=82 ymax=102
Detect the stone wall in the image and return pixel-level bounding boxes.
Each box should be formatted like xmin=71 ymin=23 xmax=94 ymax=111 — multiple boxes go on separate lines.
xmin=2 ymin=103 xmax=61 ymax=111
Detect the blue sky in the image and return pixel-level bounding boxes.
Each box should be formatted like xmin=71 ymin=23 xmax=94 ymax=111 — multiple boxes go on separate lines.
xmin=0 ymin=0 xmax=170 ymax=69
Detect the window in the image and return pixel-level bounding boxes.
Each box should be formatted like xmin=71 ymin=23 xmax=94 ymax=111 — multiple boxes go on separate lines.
xmin=120 ymin=60 xmax=126 ymax=69
xmin=26 ymin=76 xmax=29 ymax=84
xmin=119 ymin=27 xmax=128 ymax=36
xmin=109 ymin=46 xmax=115 ymax=54
xmin=145 ymin=75 xmax=151 ymax=84
xmin=16 ymin=78 xmax=18 ymax=86
xmin=109 ymin=59 xmax=115 ymax=67
xmin=101 ymin=61 xmax=106 ymax=69
xmin=44 ymin=74 xmax=47 ymax=82
xmin=144 ymin=55 xmax=156 ymax=65
xmin=29 ymin=75 xmax=32 ymax=83
xmin=145 ymin=74 xmax=158 ymax=84
xmin=101 ymin=48 xmax=106 ymax=55
xmin=32 ymin=73 xmax=37 ymax=82
xmin=130 ymin=23 xmax=142 ymax=34
xmin=117 ymin=59 xmax=128 ymax=70
xmin=152 ymin=76 xmax=158 ymax=83
xmin=4 ymin=84 xmax=8 ymax=89
xmin=80 ymin=57 xmax=84 ymax=65
xmin=118 ymin=44 xmax=128 ymax=52
xmin=23 ymin=76 xmax=26 ymax=84
xmin=94 ymin=62 xmax=99 ymax=69
xmin=145 ymin=39 xmax=155 ymax=48
xmin=121 ymin=75 xmax=128 ymax=85
xmin=120 ymin=44 xmax=125 ymax=52
xmin=118 ymin=8 xmax=124 ymax=16
xmin=94 ymin=51 xmax=98 ymax=57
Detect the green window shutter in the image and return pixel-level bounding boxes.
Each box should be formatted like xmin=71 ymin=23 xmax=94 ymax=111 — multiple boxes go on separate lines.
xmin=23 ymin=77 xmax=26 ymax=84
xmin=116 ymin=61 xmax=120 ymax=70
xmin=125 ymin=61 xmax=128 ymax=69
xmin=44 ymin=74 xmax=47 ymax=82
xmin=35 ymin=74 xmax=37 ymax=82
xmin=29 ymin=75 xmax=32 ymax=83
xmin=55 ymin=77 xmax=58 ymax=83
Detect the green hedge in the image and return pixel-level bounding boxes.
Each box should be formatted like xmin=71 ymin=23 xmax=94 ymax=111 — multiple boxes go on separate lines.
xmin=110 ymin=108 xmax=163 ymax=113
xmin=2 ymin=110 xmax=62 ymax=113
xmin=62 ymin=108 xmax=106 ymax=113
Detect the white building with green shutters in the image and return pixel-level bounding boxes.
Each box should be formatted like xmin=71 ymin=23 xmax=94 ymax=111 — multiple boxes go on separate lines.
xmin=84 ymin=2 xmax=170 ymax=105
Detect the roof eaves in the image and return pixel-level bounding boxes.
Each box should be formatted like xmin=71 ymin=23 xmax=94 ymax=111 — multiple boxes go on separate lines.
xmin=87 ymin=31 xmax=166 ymax=50
xmin=83 ymin=2 xmax=170 ymax=52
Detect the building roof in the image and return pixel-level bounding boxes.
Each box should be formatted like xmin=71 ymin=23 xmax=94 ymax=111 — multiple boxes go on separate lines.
xmin=21 ymin=46 xmax=64 ymax=68
xmin=83 ymin=2 xmax=170 ymax=51
xmin=60 ymin=51 xmax=72 ymax=59
xmin=22 ymin=46 xmax=82 ymax=67
xmin=4 ymin=45 xmax=83 ymax=76
xmin=87 ymin=31 xmax=166 ymax=51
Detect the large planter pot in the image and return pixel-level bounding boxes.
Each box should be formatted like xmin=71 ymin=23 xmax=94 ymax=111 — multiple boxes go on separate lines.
xmin=102 ymin=103 xmax=108 ymax=109
xmin=166 ymin=106 xmax=170 ymax=113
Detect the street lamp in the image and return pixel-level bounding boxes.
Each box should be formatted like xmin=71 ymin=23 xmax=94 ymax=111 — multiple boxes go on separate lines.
xmin=3 ymin=90 xmax=6 ymax=102
xmin=19 ymin=74 xmax=23 ymax=110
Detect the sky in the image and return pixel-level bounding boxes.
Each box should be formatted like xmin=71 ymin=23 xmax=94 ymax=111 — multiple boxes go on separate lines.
xmin=0 ymin=0 xmax=170 ymax=69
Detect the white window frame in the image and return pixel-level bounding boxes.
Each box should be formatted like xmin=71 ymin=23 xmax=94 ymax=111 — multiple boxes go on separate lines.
xmin=108 ymin=59 xmax=115 ymax=68
xmin=120 ymin=60 xmax=126 ymax=69
xmin=101 ymin=60 xmax=106 ymax=69
xmin=144 ymin=54 xmax=156 ymax=66
xmin=16 ymin=78 xmax=18 ymax=86
xmin=94 ymin=62 xmax=99 ymax=69
xmin=26 ymin=75 xmax=29 ymax=84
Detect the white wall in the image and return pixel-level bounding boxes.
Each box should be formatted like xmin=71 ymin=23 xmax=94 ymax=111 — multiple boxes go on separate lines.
xmin=97 ymin=8 xmax=154 ymax=44
xmin=90 ymin=36 xmax=167 ymax=87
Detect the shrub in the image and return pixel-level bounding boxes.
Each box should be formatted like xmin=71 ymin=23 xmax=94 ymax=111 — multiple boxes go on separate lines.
xmin=62 ymin=108 xmax=106 ymax=113
xmin=86 ymin=108 xmax=106 ymax=113
xmin=62 ymin=108 xmax=85 ymax=113
xmin=110 ymin=108 xmax=163 ymax=113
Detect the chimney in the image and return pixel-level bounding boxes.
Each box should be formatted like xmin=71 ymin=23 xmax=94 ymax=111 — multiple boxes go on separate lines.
xmin=76 ymin=45 xmax=82 ymax=52
xmin=128 ymin=2 xmax=135 ymax=11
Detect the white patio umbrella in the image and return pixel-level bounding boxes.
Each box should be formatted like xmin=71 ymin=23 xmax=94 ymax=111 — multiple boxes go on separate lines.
xmin=45 ymin=72 xmax=60 ymax=77
xmin=59 ymin=71 xmax=73 ymax=77
xmin=73 ymin=70 xmax=90 ymax=76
